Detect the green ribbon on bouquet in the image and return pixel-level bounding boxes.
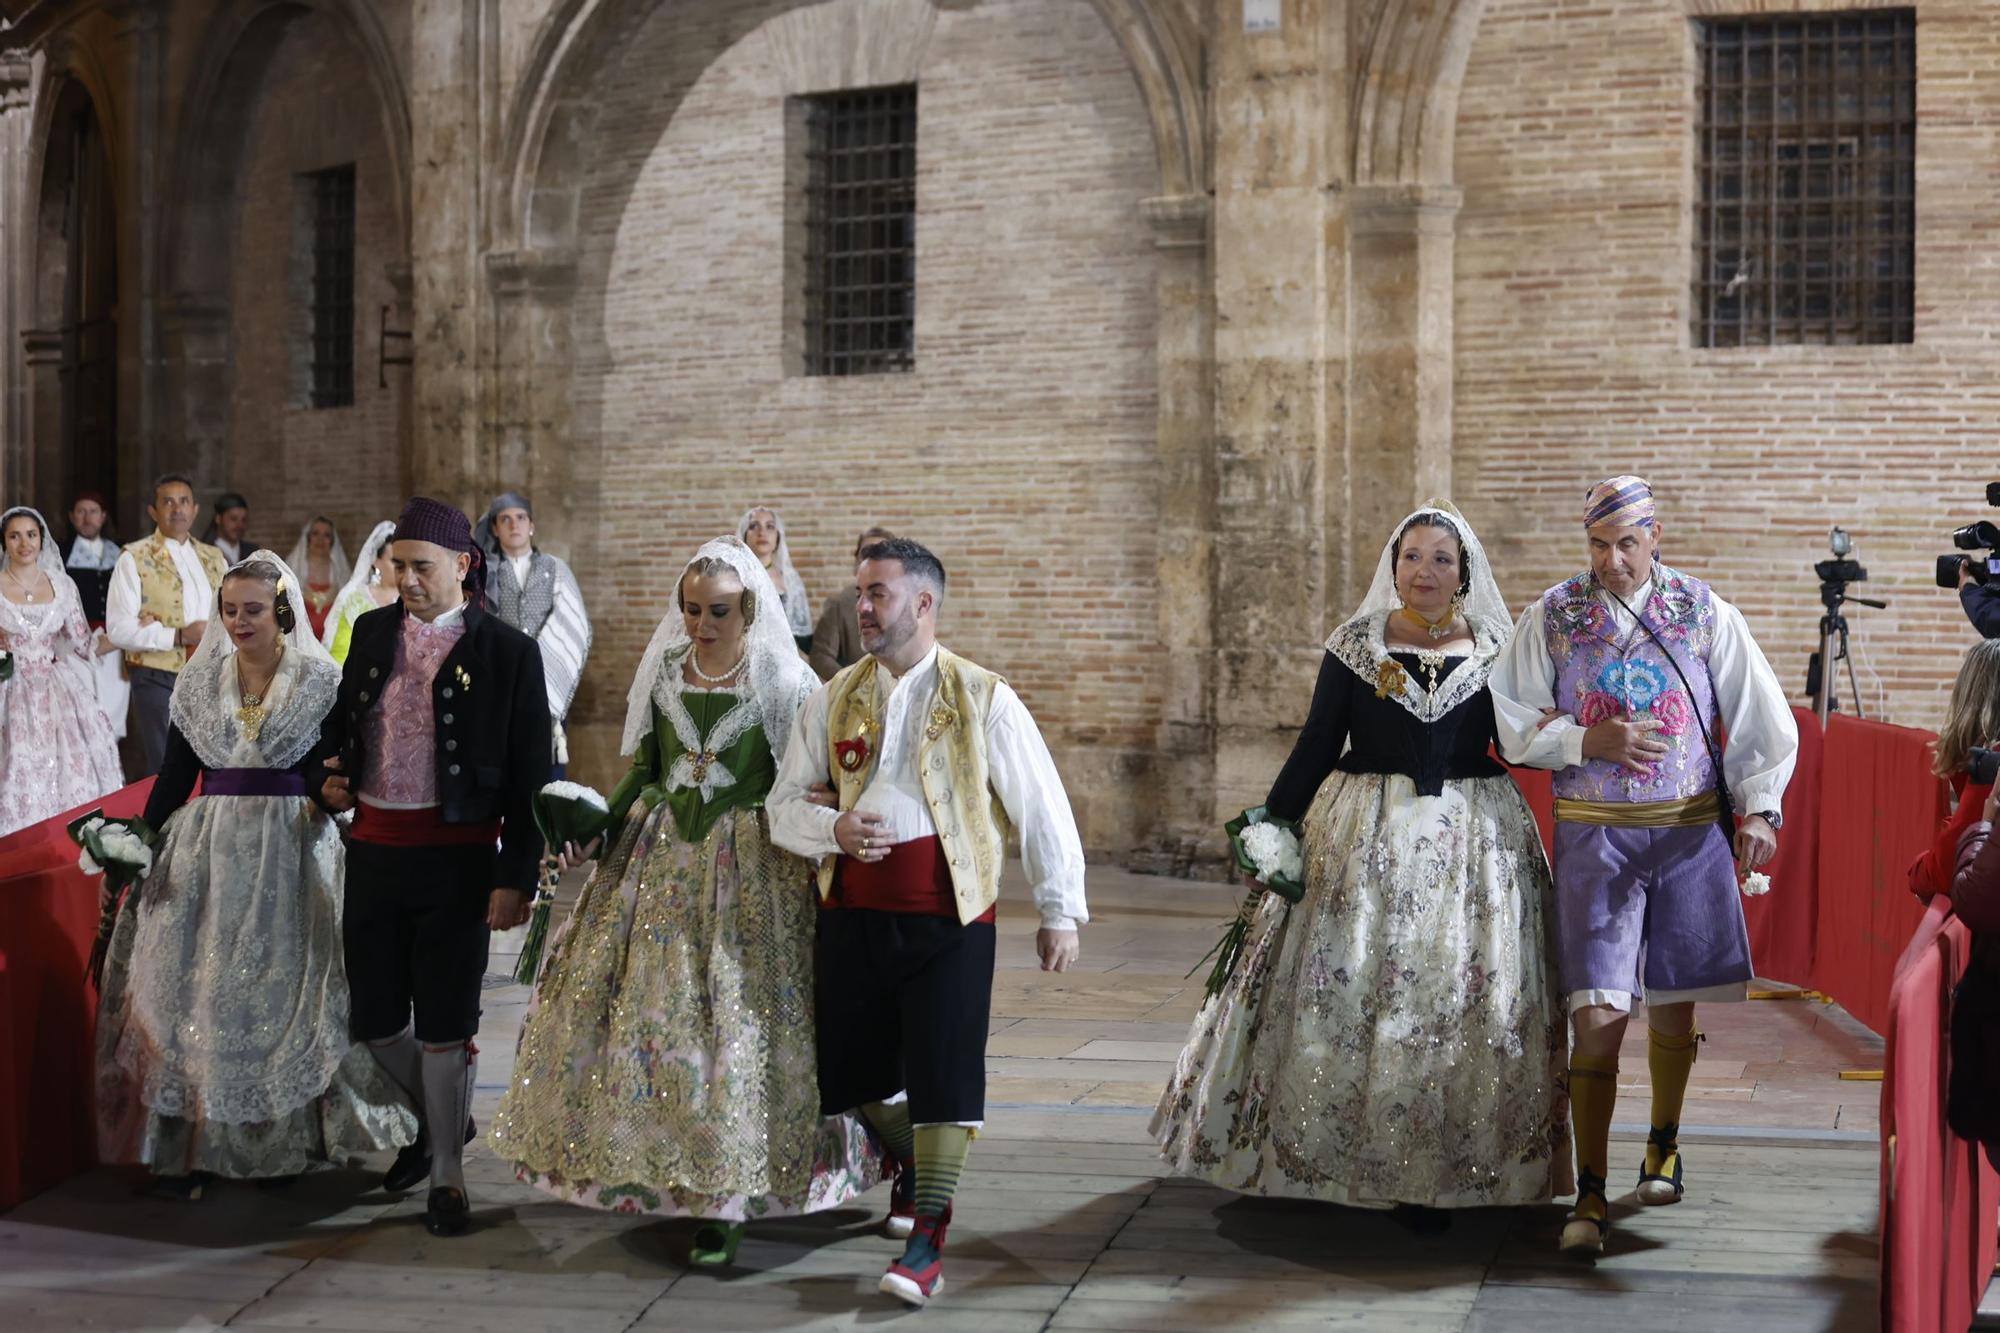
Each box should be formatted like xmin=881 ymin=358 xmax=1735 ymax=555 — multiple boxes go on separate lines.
xmin=516 ymin=783 xmax=614 ymax=986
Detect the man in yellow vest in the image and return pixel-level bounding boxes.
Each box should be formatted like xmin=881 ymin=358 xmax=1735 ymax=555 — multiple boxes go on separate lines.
xmin=105 ymin=473 xmax=227 ymax=774
xmin=770 ymin=536 xmax=1087 ymax=1310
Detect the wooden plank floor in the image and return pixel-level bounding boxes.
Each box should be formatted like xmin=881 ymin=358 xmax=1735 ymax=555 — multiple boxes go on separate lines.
xmin=1 ymin=867 xmax=1880 ymax=1331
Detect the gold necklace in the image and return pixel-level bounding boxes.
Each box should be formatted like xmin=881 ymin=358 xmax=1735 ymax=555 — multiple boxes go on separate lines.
xmin=236 ymin=647 xmax=283 ymax=742
xmin=1398 ymin=605 xmax=1455 ymax=641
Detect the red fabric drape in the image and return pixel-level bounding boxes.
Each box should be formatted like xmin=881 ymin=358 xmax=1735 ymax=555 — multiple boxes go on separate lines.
xmin=1880 ymin=899 xmax=2000 ymax=1333
xmin=0 ymin=780 xmax=151 ymax=1213
xmin=1814 ymin=715 xmax=1947 ymax=1035
xmin=1739 ymin=706 xmax=1823 ymax=987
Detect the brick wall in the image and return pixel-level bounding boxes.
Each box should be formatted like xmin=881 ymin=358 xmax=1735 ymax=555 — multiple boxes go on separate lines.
xmin=1454 ymin=0 xmax=2000 ymax=730
xmin=226 ymin=9 xmax=407 ymax=577
xmin=559 ymin=0 xmax=1163 ymax=850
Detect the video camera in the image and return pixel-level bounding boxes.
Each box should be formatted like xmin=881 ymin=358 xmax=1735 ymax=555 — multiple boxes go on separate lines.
xmin=1934 ymin=483 xmax=2000 ymax=588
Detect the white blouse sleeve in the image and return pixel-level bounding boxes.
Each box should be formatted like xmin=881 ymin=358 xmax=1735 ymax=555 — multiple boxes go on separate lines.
xmin=1489 ymin=600 xmax=1586 ymax=771
xmin=1709 ymin=596 xmax=1800 ymax=815
xmin=767 ymin=682 xmax=841 ymax=859
xmin=985 ymin=682 xmax=1088 ymax=930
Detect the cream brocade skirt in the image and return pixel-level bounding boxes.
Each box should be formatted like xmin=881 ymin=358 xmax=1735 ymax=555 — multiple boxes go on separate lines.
xmin=489 ymin=799 xmax=883 ymax=1219
xmin=1151 ymin=772 xmax=1573 ymax=1208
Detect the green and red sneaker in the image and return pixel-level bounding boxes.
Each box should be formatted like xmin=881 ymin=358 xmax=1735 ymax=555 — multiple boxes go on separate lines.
xmin=879 ymin=1208 xmax=952 ymax=1307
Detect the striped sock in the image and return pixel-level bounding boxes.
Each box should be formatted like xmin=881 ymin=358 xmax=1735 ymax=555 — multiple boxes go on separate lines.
xmin=912 ymin=1124 xmax=971 ymax=1217
xmin=862 ymin=1100 xmax=916 ymax=1162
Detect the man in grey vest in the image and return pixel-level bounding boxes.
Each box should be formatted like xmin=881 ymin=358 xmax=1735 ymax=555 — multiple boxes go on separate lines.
xmin=477 ymin=491 xmax=591 ymax=778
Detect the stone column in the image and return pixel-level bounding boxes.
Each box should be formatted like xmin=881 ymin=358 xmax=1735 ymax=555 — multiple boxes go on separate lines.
xmin=1208 ymin=0 xmax=1347 ymax=820
xmin=1139 ymin=192 xmax=1218 ymax=870
xmin=1345 ymin=181 xmax=1461 ymax=563
xmin=0 ymin=56 xmax=31 ymax=498
xmin=407 ymin=0 xmax=486 ymax=510
xmin=483 ymin=246 xmax=578 ymax=543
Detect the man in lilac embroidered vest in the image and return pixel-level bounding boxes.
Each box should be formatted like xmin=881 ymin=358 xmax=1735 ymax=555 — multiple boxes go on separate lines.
xmin=1491 ymin=476 xmax=1797 ymax=1259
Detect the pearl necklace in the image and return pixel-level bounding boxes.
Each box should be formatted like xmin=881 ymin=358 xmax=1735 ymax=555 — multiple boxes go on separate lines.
xmin=689 ymin=647 xmax=747 ymax=684
xmin=4 ymin=566 xmax=42 ymax=603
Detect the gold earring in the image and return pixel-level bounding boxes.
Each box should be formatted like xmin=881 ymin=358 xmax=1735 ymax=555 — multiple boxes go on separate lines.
xmin=740 ymin=589 xmax=758 ymax=626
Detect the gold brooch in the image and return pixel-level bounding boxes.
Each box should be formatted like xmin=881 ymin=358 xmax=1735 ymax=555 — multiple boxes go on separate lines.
xmin=925 ymin=705 xmax=957 ymax=742
xmin=454 ymin=665 xmax=472 ymax=690
xmin=1374 ymin=659 xmax=1409 ymax=700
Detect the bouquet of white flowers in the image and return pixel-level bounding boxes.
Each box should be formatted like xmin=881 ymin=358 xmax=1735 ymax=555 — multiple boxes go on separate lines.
xmin=1186 ymin=808 xmax=1308 ymax=1002
xmin=516 ymin=781 xmax=612 ymax=985
xmin=70 ymin=809 xmax=159 ymax=989
xmin=1740 ymin=870 xmax=1772 ymax=898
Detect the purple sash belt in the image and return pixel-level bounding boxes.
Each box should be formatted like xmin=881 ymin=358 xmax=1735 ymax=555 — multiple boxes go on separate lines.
xmin=203 ymin=768 xmax=307 ymax=798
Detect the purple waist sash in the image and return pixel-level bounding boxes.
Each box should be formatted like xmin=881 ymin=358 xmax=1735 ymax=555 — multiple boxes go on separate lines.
xmin=203 ymin=768 xmax=307 ymax=798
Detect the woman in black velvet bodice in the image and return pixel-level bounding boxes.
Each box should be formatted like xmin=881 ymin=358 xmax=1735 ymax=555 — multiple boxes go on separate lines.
xmin=1267 ymin=651 xmax=1506 ymax=820
xmin=1153 ymin=504 xmax=1571 ymax=1221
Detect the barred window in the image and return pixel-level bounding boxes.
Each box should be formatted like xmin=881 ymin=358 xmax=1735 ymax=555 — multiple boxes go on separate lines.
xmin=1693 ymin=11 xmax=1916 ymax=347
xmin=801 ymin=86 xmax=916 ymax=376
xmin=307 ymin=164 xmax=356 ymax=407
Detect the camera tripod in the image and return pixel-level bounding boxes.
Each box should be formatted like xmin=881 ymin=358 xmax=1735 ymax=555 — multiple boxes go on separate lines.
xmin=1812 ymin=575 xmax=1886 ymax=724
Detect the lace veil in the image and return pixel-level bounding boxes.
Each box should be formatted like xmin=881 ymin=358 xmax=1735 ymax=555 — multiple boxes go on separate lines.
xmin=735 ymin=506 xmax=812 ymax=637
xmin=622 ymin=536 xmax=815 ymax=766
xmin=172 ymin=549 xmax=339 ymax=770
xmin=319 ymin=519 xmax=396 ymax=651
xmin=1324 ymin=501 xmax=1515 ymax=722
xmin=1 ymin=505 xmax=82 ymax=590
xmin=285 ymin=518 xmax=352 ymax=591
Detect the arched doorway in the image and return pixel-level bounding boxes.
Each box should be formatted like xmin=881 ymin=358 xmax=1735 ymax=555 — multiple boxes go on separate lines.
xmin=27 ymin=78 xmax=118 ymax=526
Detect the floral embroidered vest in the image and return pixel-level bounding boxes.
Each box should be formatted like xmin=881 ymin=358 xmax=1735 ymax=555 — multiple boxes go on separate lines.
xmin=122 ymin=532 xmax=226 ymax=673
xmin=819 ymin=647 xmax=1014 ymax=924
xmin=1542 ymin=565 xmax=1719 ymax=804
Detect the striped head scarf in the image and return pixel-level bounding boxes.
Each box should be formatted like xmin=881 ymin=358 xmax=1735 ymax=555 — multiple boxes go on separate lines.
xmin=1584 ymin=475 xmax=1656 ymax=530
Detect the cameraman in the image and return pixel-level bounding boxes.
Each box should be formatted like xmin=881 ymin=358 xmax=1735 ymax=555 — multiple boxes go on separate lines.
xmin=1959 ymin=559 xmax=2000 ymax=638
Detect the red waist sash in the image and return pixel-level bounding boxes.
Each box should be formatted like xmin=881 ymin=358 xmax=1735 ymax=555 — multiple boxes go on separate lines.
xmin=829 ymin=835 xmax=995 ymax=923
xmin=352 ymin=803 xmax=501 ymax=848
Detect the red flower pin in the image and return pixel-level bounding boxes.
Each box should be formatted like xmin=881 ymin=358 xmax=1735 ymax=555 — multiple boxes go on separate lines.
xmin=834 ymin=737 xmax=872 ymax=773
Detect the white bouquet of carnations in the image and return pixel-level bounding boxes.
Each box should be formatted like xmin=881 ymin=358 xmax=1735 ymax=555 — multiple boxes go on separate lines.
xmin=1740 ymin=871 xmax=1772 ymax=898
xmin=517 ymin=781 xmax=612 ymax=985
xmin=1241 ymin=821 xmax=1303 ymax=885
xmin=69 ymin=809 xmax=159 ymax=989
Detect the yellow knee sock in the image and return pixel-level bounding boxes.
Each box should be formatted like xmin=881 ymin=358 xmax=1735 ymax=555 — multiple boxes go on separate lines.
xmin=1568 ymin=1055 xmax=1619 ymax=1219
xmin=1646 ymin=1026 xmax=1699 ymax=1173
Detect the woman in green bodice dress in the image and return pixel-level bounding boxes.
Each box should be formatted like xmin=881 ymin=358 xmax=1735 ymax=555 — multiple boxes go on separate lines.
xmin=489 ymin=537 xmax=881 ymax=1263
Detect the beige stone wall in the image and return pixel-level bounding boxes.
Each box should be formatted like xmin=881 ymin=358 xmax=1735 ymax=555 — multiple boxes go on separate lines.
xmin=223 ymin=9 xmax=408 ymax=560
xmin=1455 ymin=0 xmax=2000 ymax=729
xmin=557 ymin=0 xmax=1163 ymax=849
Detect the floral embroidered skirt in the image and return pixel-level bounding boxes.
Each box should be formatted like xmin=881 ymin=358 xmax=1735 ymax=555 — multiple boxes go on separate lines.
xmin=1151 ymin=772 xmax=1574 ymax=1208
xmin=489 ymin=801 xmax=883 ymax=1219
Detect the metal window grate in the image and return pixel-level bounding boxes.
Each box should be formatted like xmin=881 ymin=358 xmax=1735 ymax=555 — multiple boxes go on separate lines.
xmin=803 ymin=85 xmax=916 ymax=376
xmin=309 ymin=164 xmax=356 ymax=407
xmin=1694 ymin=11 xmax=1916 ymax=347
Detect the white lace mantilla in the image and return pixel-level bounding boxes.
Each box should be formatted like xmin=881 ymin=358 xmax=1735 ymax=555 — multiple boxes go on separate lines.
xmin=1326 ymin=610 xmax=1506 ymax=725
xmin=169 ymin=646 xmax=340 ymax=771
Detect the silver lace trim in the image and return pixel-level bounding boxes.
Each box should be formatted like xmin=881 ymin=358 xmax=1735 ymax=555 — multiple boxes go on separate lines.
xmin=1326 ymin=610 xmax=1506 ymax=724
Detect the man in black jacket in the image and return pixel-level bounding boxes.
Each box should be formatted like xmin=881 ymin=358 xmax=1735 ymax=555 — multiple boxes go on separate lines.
xmin=319 ymin=496 xmax=549 ymax=1238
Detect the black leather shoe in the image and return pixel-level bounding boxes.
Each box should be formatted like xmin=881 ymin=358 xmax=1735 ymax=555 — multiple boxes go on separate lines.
xmin=383 ymin=1118 xmax=475 ymax=1194
xmin=382 ymin=1137 xmax=430 ymax=1193
xmin=424 ymin=1186 xmax=471 ymax=1237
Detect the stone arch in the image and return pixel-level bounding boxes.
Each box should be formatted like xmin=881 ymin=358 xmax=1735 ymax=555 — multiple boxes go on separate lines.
xmin=163 ymin=0 xmax=411 ymax=306
xmin=153 ymin=0 xmax=414 ymax=513
xmin=1350 ymin=0 xmax=1489 ymax=186
xmin=495 ymin=0 xmax=1206 ymax=255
